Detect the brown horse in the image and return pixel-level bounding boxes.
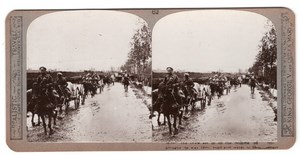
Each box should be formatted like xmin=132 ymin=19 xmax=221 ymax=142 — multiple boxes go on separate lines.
xmin=151 ymin=89 xmax=166 ymax=126
xmin=250 ymin=78 xmax=256 ymax=94
xmin=27 ymin=88 xmax=41 ymax=127
xmin=161 ymin=84 xmax=184 ymax=135
xmin=34 ymin=86 xmax=58 ymax=136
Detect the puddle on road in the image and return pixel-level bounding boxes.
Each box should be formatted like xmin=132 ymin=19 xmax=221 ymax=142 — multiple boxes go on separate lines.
xmin=153 ymin=85 xmax=277 ymax=143
xmin=27 ymin=83 xmax=152 ymax=142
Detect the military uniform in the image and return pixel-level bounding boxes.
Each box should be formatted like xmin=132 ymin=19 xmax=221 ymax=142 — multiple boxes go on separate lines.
xmin=183 ymin=77 xmax=194 ymax=88
xmin=37 ymin=74 xmax=54 ymax=95
xmin=164 ymin=73 xmax=182 ymax=105
xmin=35 ymin=73 xmax=56 ymax=114
xmin=123 ymin=73 xmax=130 ymax=85
xmin=56 ymin=77 xmax=67 ymax=87
xmin=91 ymin=73 xmax=99 ymax=84
xmin=55 ymin=77 xmax=70 ymax=98
xmin=165 ymin=73 xmax=179 ymax=88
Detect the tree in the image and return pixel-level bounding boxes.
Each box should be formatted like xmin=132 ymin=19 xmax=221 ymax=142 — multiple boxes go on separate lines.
xmin=129 ymin=23 xmax=152 ymax=75
xmin=122 ymin=20 xmax=152 ymax=79
xmin=250 ymin=20 xmax=277 ymax=86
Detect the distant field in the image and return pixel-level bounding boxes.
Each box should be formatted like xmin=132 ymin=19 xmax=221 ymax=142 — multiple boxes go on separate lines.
xmin=152 ymin=72 xmax=215 ymax=89
xmin=27 ymin=71 xmax=147 ymax=89
xmin=27 ymin=71 xmax=87 ymax=89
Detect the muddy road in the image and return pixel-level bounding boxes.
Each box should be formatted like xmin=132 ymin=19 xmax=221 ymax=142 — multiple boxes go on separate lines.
xmin=27 ymin=83 xmax=152 ymax=142
xmin=152 ymin=85 xmax=277 ymax=142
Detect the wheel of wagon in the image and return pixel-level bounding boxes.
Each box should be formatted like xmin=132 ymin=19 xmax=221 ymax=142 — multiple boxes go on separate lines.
xmin=74 ymin=89 xmax=80 ymax=109
xmin=81 ymin=93 xmax=86 ymax=105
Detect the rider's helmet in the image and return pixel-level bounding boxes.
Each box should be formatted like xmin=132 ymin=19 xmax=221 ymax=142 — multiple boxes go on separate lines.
xmin=166 ymin=67 xmax=173 ymax=71
xmin=184 ymin=73 xmax=189 ymax=77
xmin=57 ymin=72 xmax=63 ymax=76
xmin=39 ymin=66 xmax=47 ymax=71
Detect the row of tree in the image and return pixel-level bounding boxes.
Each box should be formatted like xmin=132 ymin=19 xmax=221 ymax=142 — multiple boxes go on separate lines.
xmin=120 ymin=20 xmax=152 ymax=84
xmin=249 ymin=20 xmax=277 ymax=88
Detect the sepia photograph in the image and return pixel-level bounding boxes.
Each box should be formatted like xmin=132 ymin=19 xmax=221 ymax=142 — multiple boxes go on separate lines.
xmin=5 ymin=8 xmax=295 ymax=151
xmin=26 ymin=10 xmax=152 ymax=142
xmin=151 ymin=10 xmax=277 ymax=142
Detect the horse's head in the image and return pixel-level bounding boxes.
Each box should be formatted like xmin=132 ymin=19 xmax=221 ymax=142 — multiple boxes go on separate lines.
xmin=31 ymin=82 xmax=39 ymax=96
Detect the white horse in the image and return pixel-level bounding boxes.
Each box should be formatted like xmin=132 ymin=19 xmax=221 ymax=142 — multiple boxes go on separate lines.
xmin=192 ymin=82 xmax=211 ymax=109
xmin=64 ymin=82 xmax=82 ymax=112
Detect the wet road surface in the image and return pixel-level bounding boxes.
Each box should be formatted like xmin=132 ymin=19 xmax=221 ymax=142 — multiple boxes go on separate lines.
xmin=27 ymin=83 xmax=152 ymax=142
xmin=152 ymin=85 xmax=277 ymax=142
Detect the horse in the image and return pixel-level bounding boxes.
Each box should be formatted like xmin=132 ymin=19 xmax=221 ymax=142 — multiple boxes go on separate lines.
xmin=103 ymin=76 xmax=112 ymax=86
xmin=27 ymin=88 xmax=41 ymax=127
xmin=62 ymin=82 xmax=81 ymax=113
xmin=224 ymin=81 xmax=231 ymax=95
xmin=75 ymin=82 xmax=85 ymax=105
xmin=122 ymin=77 xmax=130 ymax=92
xmin=162 ymin=85 xmax=183 ymax=135
xmin=177 ymin=84 xmax=189 ymax=113
xmin=250 ymin=79 xmax=256 ymax=94
xmin=216 ymin=82 xmax=225 ymax=99
xmin=97 ymin=79 xmax=104 ymax=93
xmin=230 ymin=78 xmax=239 ymax=91
xmin=196 ymin=83 xmax=211 ymax=109
xmin=151 ymin=89 xmax=166 ymax=126
xmin=33 ymin=85 xmax=58 ymax=136
xmin=82 ymin=81 xmax=97 ymax=98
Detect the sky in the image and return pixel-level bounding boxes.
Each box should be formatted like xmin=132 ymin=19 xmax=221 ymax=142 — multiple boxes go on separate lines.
xmin=27 ymin=10 xmax=144 ymax=71
xmin=152 ymin=10 xmax=273 ymax=73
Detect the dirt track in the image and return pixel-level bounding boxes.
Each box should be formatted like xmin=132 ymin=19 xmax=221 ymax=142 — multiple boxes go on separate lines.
xmin=152 ymin=85 xmax=277 ymax=142
xmin=27 ymin=83 xmax=152 ymax=142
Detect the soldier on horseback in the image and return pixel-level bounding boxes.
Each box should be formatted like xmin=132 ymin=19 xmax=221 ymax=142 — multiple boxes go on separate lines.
xmin=183 ymin=73 xmax=195 ymax=94
xmin=91 ymin=72 xmax=99 ymax=85
xmin=250 ymin=76 xmax=256 ymax=94
xmin=55 ymin=72 xmax=71 ymax=108
xmin=82 ymin=72 xmax=96 ymax=97
xmin=182 ymin=73 xmax=197 ymax=107
xmin=36 ymin=66 xmax=58 ymax=135
xmin=162 ymin=67 xmax=183 ymax=135
xmin=164 ymin=67 xmax=182 ymax=107
xmin=165 ymin=67 xmax=179 ymax=91
xmin=36 ymin=67 xmax=56 ymax=106
xmin=122 ymin=70 xmax=130 ymax=90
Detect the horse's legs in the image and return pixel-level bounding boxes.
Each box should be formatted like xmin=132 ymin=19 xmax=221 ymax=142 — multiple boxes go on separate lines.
xmin=184 ymin=98 xmax=188 ymax=113
xmin=185 ymin=104 xmax=188 ymax=113
xmin=48 ymin=113 xmax=54 ymax=135
xmin=59 ymin=98 xmax=63 ymax=113
xmin=178 ymin=110 xmax=183 ymax=125
xmin=53 ymin=110 xmax=57 ymax=126
xmin=250 ymin=86 xmax=254 ymax=94
xmin=65 ymin=99 xmax=69 ymax=114
xmin=37 ymin=114 xmax=41 ymax=126
xmin=157 ymin=112 xmax=161 ymax=126
xmin=41 ymin=115 xmax=47 ymax=135
xmin=31 ymin=112 xmax=35 ymax=126
xmin=173 ymin=114 xmax=178 ymax=135
xmin=166 ymin=115 xmax=172 ymax=135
